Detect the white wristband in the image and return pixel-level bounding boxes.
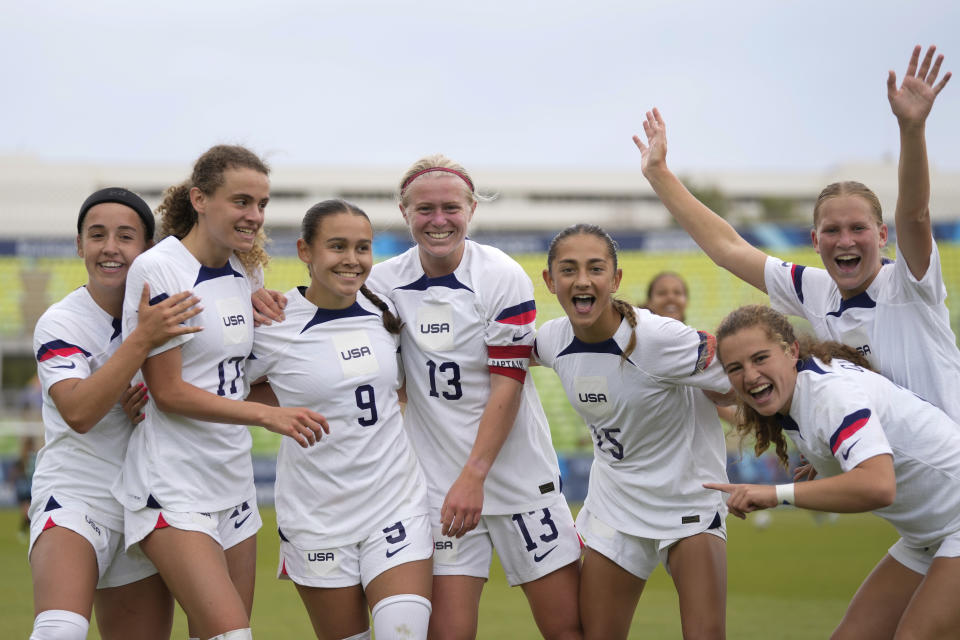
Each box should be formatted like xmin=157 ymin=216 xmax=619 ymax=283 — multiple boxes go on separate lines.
xmin=775 ymin=483 xmax=795 ymax=506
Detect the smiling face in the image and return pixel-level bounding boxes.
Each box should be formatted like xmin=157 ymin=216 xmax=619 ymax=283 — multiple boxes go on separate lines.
xmin=78 ymin=202 xmax=150 ymax=299
xmin=811 ymin=195 xmax=888 ymax=299
xmin=400 ymin=173 xmax=475 ymax=276
xmin=543 ymin=232 xmax=623 ymax=342
xmin=298 ymin=212 xmax=373 ymax=310
xmin=718 ymin=325 xmax=799 ymax=416
xmin=647 ymin=273 xmax=688 ymax=321
xmin=190 ymin=167 xmax=270 ymax=264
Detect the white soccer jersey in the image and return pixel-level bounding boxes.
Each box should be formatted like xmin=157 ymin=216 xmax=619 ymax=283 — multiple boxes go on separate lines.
xmin=30 ymin=287 xmax=130 ymax=532
xmin=536 ymin=309 xmax=730 ymax=539
xmin=764 ymin=240 xmax=960 ymax=422
xmin=366 ymin=240 xmax=561 ymax=514
xmin=779 ymin=356 xmax=960 ymax=547
xmin=246 ymin=287 xmax=429 ymax=548
xmin=114 ymin=237 xmax=255 ymax=513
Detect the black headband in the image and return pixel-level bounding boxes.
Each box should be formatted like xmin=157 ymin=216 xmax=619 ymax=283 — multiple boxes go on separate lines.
xmin=77 ymin=187 xmax=155 ymax=239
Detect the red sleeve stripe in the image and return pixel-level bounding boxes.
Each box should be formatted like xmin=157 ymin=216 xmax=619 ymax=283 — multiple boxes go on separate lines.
xmin=694 ymin=331 xmax=717 ymax=373
xmin=490 ymin=366 xmax=526 ymax=382
xmin=829 ymin=409 xmax=871 ymax=454
xmin=495 ymin=300 xmax=537 ymax=325
xmin=488 ymin=344 xmax=533 ymax=358
xmin=37 ymin=340 xmax=92 ymax=362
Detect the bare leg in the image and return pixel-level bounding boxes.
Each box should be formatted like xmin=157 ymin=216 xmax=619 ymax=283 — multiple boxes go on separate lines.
xmin=832 ymin=554 xmax=922 ymax=640
xmin=140 ymin=527 xmax=249 ymax=639
xmin=580 ymin=548 xmax=645 ymax=640
xmin=295 ymin=583 xmax=369 ymax=640
xmin=894 ymin=556 xmax=960 ymax=640
xmin=95 ymin=573 xmax=174 ymax=640
xmin=520 ymin=561 xmax=582 ymax=640
xmin=30 ymin=527 xmax=98 ymax=619
xmin=225 ymin=534 xmax=257 ymax=618
xmin=428 ymin=574 xmax=485 ymax=640
xmin=365 ymin=558 xmax=433 ymax=607
xmin=668 ymin=533 xmax=726 ymax=640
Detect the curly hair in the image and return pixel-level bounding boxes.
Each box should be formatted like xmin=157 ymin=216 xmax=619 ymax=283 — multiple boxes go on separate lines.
xmin=301 ymin=199 xmax=402 ymax=335
xmin=156 ymin=145 xmax=271 ymax=276
xmin=716 ymin=305 xmax=874 ymax=467
xmin=546 ymin=223 xmax=636 ymax=364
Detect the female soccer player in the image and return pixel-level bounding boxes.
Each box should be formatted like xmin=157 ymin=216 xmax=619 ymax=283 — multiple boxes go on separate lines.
xmin=536 ymin=224 xmax=730 ymax=640
xmin=114 ymin=146 xmax=328 ymax=640
xmin=634 ymin=46 xmax=960 ymax=422
xmin=29 ymin=187 xmax=202 ymax=640
xmin=709 ymin=305 xmax=960 ymax=639
xmin=366 ymin=155 xmax=582 ymax=640
xmin=642 ymin=271 xmax=689 ymax=322
xmin=246 ymin=199 xmax=432 ymax=640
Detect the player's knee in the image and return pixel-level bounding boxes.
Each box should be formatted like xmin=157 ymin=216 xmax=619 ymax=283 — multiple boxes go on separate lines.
xmin=208 ymin=628 xmax=253 ymax=640
xmin=30 ymin=609 xmax=90 ymax=640
xmin=372 ymin=594 xmax=431 ymax=640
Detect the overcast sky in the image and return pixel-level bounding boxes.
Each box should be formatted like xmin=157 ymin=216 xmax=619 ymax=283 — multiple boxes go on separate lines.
xmin=3 ymin=0 xmax=959 ymax=173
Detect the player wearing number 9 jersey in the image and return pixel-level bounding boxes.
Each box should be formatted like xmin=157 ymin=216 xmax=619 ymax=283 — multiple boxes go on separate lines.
xmin=537 ymin=224 xmax=730 ymax=640
xmin=245 ymin=200 xmax=432 ymax=640
xmin=366 ymin=155 xmax=582 ymax=640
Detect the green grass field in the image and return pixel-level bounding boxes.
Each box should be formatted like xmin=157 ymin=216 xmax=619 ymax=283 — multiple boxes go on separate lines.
xmin=1 ymin=507 xmax=896 ymax=638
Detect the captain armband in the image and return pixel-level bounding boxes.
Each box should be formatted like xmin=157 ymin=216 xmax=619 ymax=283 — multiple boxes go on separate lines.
xmin=487 ymin=345 xmax=532 ymax=383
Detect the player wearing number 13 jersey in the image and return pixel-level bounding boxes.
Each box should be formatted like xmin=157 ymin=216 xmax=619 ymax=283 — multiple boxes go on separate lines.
xmin=367 ymin=156 xmax=581 ymax=640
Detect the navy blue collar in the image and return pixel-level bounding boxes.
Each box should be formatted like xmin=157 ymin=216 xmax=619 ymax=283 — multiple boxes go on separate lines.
xmin=194 ymin=262 xmax=245 ymax=286
xmin=395 ymin=272 xmax=473 ymax=293
xmin=827 ymin=290 xmax=876 ymax=318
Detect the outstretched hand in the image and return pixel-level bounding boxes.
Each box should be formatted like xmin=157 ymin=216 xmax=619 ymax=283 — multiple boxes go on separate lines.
xmin=888 ymin=45 xmax=951 ymax=129
xmin=704 ymin=482 xmax=778 ymax=520
xmin=136 ymin=284 xmax=203 ymax=349
xmin=632 ymin=108 xmax=668 ymax=178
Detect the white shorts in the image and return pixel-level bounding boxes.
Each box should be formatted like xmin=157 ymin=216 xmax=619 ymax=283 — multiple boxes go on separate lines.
xmin=124 ymin=495 xmax=262 ymax=551
xmin=888 ymin=529 xmax=960 ymax=575
xmin=576 ymin=506 xmax=726 ymax=580
xmin=433 ymin=494 xmax=581 ymax=587
xmin=29 ymin=501 xmax=157 ymax=589
xmin=278 ymin=513 xmax=433 ymax=589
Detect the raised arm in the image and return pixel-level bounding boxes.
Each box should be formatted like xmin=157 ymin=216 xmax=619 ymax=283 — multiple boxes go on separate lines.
xmin=634 ymin=108 xmax=769 ymax=292
xmin=888 ymin=45 xmax=952 ymax=279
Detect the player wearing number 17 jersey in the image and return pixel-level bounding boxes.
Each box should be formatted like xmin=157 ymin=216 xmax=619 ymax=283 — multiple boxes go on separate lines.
xmin=366 ymin=156 xmax=581 ymax=640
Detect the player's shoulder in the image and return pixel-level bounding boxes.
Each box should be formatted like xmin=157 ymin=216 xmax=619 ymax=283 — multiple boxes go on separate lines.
xmin=129 ymin=236 xmax=186 ymax=276
xmin=464 ymin=240 xmax=526 ymax=277
xmin=368 ymin=246 xmax=420 ymax=289
xmin=36 ymin=288 xmax=98 ymax=334
xmin=534 ymin=317 xmax=573 ymax=363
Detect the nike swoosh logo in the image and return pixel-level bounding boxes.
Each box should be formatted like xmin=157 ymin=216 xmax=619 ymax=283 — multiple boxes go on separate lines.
xmin=511 ymin=331 xmax=531 ymax=342
xmin=533 ymin=546 xmax=557 ymax=562
xmin=234 ymin=513 xmax=252 ymax=529
xmin=385 ymin=543 xmax=411 ymax=558
xmin=841 ymin=440 xmax=859 ymax=461
xmin=52 ymin=362 xmax=77 ymax=369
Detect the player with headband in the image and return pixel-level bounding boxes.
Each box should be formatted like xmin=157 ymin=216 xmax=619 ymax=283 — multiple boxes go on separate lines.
xmin=634 ymin=46 xmax=960 ymax=422
xmin=710 ymin=304 xmax=960 ymax=638
xmin=245 ymin=199 xmax=432 ymax=640
xmin=29 ymin=187 xmax=202 ymax=640
xmin=537 ymin=223 xmax=731 ymax=640
xmin=113 ymin=146 xmax=328 ymax=640
xmin=366 ymin=155 xmax=582 ymax=639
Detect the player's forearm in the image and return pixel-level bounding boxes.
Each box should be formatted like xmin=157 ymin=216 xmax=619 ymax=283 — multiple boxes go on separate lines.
xmin=463 ymin=374 xmax=524 ymax=481
xmin=895 ymin=125 xmax=933 ymax=229
xmin=53 ymin=332 xmax=154 ymax=433
xmin=147 ymin=375 xmax=270 ymax=427
xmin=793 ymin=456 xmax=895 ymax=513
xmin=644 ymin=166 xmax=767 ymax=290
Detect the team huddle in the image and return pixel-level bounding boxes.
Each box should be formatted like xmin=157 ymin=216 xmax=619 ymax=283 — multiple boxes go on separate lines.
xmin=25 ymin=46 xmax=959 ymax=640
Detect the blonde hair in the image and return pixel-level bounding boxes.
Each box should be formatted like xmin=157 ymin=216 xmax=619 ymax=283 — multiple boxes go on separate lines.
xmin=812 ymin=181 xmax=883 ymax=228
xmin=157 ymin=145 xmax=271 ymax=275
xmin=397 ymin=154 xmax=490 ymax=209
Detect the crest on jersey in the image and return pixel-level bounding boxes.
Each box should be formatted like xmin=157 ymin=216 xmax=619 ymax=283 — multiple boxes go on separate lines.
xmin=574 ymin=376 xmax=612 ymax=419
xmin=216 ymin=297 xmax=250 ymax=346
xmin=415 ymin=303 xmax=455 ymax=351
xmin=333 ymin=330 xmax=380 ymax=379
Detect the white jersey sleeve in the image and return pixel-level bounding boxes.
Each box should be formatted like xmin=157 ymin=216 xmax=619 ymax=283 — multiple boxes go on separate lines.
xmin=632 ymin=313 xmax=730 ymax=393
xmin=764 ymin=255 xmax=835 ymax=318
xmin=482 ymin=260 xmax=536 ymax=383
xmin=886 ymin=236 xmax=947 ymax=306
xmin=123 ymin=245 xmax=197 ymax=357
